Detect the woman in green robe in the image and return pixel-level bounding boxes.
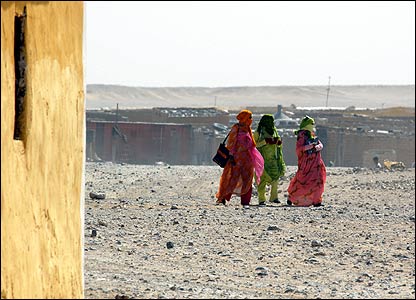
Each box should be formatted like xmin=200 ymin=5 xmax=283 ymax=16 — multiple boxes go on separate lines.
xmin=253 ymin=114 xmax=286 ymax=205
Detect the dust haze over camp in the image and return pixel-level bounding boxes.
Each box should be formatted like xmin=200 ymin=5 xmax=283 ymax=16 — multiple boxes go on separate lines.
xmin=84 ymin=1 xmax=415 ymax=168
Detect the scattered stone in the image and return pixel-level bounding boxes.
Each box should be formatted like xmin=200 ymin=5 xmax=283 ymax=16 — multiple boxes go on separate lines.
xmin=255 ymin=266 xmax=268 ymax=277
xmin=267 ymin=225 xmax=281 ymax=231
xmin=311 ymin=240 xmax=322 ymax=247
xmin=89 ymin=191 xmax=105 ymax=199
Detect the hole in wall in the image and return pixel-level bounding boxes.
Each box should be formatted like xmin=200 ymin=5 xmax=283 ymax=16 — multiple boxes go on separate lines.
xmin=13 ymin=6 xmax=27 ymax=140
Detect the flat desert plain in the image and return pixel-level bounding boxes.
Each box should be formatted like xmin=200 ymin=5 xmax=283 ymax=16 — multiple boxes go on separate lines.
xmin=84 ymin=163 xmax=415 ymax=299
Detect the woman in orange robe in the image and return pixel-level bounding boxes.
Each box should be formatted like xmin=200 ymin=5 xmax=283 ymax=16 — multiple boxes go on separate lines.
xmin=287 ymin=115 xmax=326 ymax=207
xmin=216 ymin=110 xmax=264 ymax=208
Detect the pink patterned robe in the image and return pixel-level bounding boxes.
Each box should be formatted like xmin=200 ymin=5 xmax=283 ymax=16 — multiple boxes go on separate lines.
xmin=287 ymin=130 xmax=326 ymax=206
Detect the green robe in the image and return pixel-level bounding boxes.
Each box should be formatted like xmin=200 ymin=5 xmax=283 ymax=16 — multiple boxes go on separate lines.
xmin=254 ymin=129 xmax=286 ymax=182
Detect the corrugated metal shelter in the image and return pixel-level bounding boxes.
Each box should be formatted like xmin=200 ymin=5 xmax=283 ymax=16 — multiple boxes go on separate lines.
xmin=87 ymin=121 xmax=194 ymax=165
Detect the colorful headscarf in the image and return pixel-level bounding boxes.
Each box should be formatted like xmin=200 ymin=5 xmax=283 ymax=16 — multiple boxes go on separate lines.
xmin=295 ymin=115 xmax=315 ymax=135
xmin=256 ymin=114 xmax=275 ymax=135
xmin=236 ymin=109 xmax=256 ymax=146
xmin=237 ymin=110 xmax=252 ymax=125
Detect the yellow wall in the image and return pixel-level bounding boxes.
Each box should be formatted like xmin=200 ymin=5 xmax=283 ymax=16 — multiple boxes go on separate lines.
xmin=1 ymin=1 xmax=84 ymax=298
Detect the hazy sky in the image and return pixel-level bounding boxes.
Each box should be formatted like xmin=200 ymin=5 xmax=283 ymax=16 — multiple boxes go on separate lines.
xmin=85 ymin=1 xmax=415 ymax=87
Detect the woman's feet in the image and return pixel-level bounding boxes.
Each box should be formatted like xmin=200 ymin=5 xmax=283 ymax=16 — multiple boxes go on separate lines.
xmin=215 ymin=199 xmax=226 ymax=205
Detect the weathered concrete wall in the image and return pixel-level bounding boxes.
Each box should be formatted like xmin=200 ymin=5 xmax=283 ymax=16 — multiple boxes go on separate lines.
xmin=322 ymin=129 xmax=415 ymax=167
xmin=1 ymin=2 xmax=84 ymax=298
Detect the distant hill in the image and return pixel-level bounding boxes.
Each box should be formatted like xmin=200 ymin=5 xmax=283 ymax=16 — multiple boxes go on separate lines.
xmin=86 ymin=84 xmax=415 ymax=110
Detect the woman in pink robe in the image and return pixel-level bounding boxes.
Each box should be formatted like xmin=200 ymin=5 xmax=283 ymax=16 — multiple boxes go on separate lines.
xmin=287 ymin=116 xmax=326 ymax=207
xmin=216 ymin=110 xmax=264 ymax=208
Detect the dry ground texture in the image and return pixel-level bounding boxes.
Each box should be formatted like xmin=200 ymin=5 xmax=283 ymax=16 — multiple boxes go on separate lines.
xmin=84 ymin=163 xmax=415 ymax=299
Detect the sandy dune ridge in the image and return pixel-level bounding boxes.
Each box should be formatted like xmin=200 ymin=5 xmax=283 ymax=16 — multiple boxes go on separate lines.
xmin=86 ymin=84 xmax=415 ymax=109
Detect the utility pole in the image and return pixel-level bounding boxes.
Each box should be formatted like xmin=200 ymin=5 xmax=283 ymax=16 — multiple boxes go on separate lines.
xmin=214 ymin=96 xmax=217 ymax=107
xmin=116 ymin=103 xmax=119 ymax=124
xmin=112 ymin=103 xmax=119 ymax=163
xmin=325 ymin=76 xmax=331 ymax=107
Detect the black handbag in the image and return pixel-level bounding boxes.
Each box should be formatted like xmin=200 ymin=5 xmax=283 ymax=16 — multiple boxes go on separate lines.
xmin=212 ymin=132 xmax=231 ymax=168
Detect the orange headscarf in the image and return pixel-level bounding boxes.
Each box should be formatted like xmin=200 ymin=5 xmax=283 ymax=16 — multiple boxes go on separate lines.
xmin=237 ymin=110 xmax=252 ymax=125
xmin=235 ymin=109 xmax=256 ymax=147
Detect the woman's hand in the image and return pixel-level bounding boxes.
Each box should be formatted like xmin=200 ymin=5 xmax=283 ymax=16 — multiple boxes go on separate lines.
xmin=304 ymin=143 xmax=315 ymax=151
xmin=265 ymin=137 xmax=281 ymax=145
xmin=314 ymin=142 xmax=323 ymax=152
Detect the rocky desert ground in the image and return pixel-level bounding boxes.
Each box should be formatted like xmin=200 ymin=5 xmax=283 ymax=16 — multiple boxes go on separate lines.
xmin=83 ymin=162 xmax=415 ymax=299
